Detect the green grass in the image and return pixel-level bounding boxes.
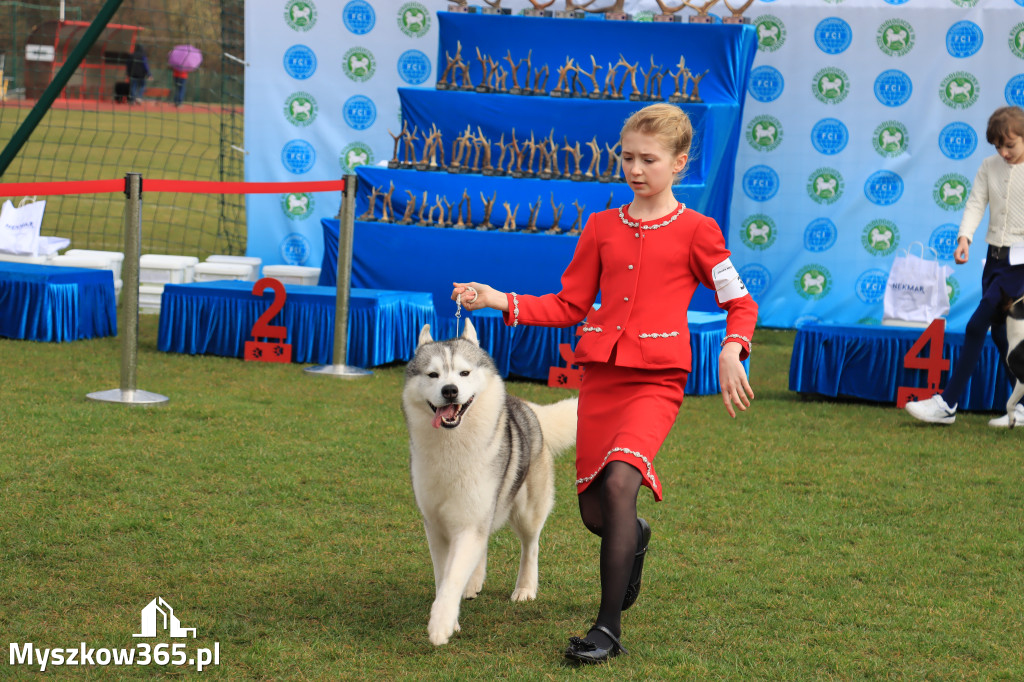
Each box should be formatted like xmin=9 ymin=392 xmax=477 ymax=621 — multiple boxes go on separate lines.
xmin=2 ymin=319 xmax=1024 ymax=680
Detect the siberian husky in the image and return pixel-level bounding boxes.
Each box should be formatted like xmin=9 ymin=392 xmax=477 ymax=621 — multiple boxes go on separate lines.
xmin=1003 ymin=297 xmax=1024 ymax=426
xmin=402 ymin=319 xmax=578 ymax=645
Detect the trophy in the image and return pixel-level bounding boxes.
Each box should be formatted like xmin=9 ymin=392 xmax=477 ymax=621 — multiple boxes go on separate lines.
xmin=475 ymin=48 xmax=493 ymax=94
xmin=550 ymin=57 xmax=575 ymax=98
xmin=536 ymin=138 xmax=554 ymax=180
xmin=447 ymin=0 xmax=473 ymax=12
xmin=530 ymin=64 xmax=550 ymax=96
xmin=511 ymin=135 xmax=529 ymax=179
xmin=578 ymin=56 xmax=603 ymax=99
xmin=722 ymin=0 xmax=753 ymax=24
xmin=399 ymin=190 xmax=416 ymax=225
xmin=358 ymin=186 xmax=381 ymax=222
xmin=500 ymin=202 xmax=519 ymax=232
xmin=668 ymin=56 xmax=689 ymax=103
xmin=481 ymin=0 xmax=512 ymax=15
xmin=626 ymin=57 xmax=643 ymax=101
xmin=525 ymin=196 xmax=542 ymax=233
xmin=448 ymin=126 xmax=472 ymax=174
xmin=586 ymin=0 xmax=629 ymax=21
xmin=379 ymin=182 xmax=396 ymax=223
xmin=416 ymin=191 xmax=430 ymax=226
xmin=600 ymin=142 xmax=620 ymax=183
xmin=503 ymin=50 xmax=527 ymax=95
xmin=453 ymin=190 xmax=470 ymax=229
xmin=546 ymin=194 xmax=566 ymax=234
xmin=525 ymin=133 xmax=540 ymax=177
xmin=401 ymin=124 xmax=419 ymax=169
xmin=654 ymin=0 xmax=686 ymax=22
xmin=566 ymin=141 xmax=584 ymax=182
xmin=504 ymin=129 xmax=520 ymax=175
xmin=421 ymin=124 xmax=445 ymax=171
xmin=687 ymin=68 xmax=708 ymax=103
xmin=584 ymin=137 xmax=602 ymax=180
xmin=437 ymin=43 xmax=463 ymax=90
xmin=524 ymin=0 xmax=555 ymax=18
xmin=481 ymin=129 xmax=499 ymax=176
xmin=387 ymin=126 xmax=403 ymax=169
xmin=685 ymin=0 xmax=720 ymax=23
xmin=492 ymin=65 xmax=509 ymax=94
xmin=478 ymin=191 xmax=497 ymax=230
xmin=555 ymin=0 xmax=591 ymax=18
xmin=639 ymin=56 xmax=663 ymax=101
xmin=568 ymin=200 xmax=586 ymax=235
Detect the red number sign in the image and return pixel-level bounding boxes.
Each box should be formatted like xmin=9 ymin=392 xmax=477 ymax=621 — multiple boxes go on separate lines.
xmin=895 ymin=318 xmax=949 ymax=408
xmin=547 ymin=343 xmax=582 ymax=390
xmin=244 ymin=278 xmax=292 ymax=364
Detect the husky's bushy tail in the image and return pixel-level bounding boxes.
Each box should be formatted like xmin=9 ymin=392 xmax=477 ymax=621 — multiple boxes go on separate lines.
xmin=529 ymin=397 xmax=579 ymax=456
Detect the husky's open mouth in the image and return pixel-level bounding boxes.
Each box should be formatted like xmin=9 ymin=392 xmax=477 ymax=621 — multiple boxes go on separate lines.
xmin=429 ymin=397 xmax=474 ymax=429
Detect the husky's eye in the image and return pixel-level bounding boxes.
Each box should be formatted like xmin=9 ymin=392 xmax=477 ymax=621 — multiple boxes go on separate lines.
xmin=428 ymin=372 xmax=439 ymax=378
xmin=460 ymin=370 xmax=470 ymax=377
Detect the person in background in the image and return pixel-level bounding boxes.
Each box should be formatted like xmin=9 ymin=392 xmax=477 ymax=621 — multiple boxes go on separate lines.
xmin=906 ymin=106 xmax=1024 ymax=427
xmin=172 ymin=67 xmax=188 ymax=107
xmin=127 ymin=45 xmax=150 ymax=104
xmin=452 ymin=103 xmax=758 ymax=664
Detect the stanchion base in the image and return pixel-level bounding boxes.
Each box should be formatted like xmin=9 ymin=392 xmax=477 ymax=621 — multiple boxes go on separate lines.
xmin=86 ymin=388 xmax=170 ymax=405
xmin=304 ymin=364 xmax=374 ymax=378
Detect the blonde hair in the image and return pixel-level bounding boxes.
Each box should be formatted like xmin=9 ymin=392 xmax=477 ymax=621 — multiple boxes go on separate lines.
xmin=987 ymin=106 xmax=1024 ymax=146
xmin=620 ymin=103 xmax=693 ymax=178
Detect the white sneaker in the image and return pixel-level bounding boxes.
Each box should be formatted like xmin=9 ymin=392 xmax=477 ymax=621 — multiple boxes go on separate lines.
xmin=988 ymin=404 xmax=1024 ymax=428
xmin=905 ymin=394 xmax=956 ymax=424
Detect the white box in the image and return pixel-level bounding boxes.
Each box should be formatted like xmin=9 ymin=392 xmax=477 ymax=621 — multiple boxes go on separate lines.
xmin=139 ymin=283 xmax=164 ymax=314
xmin=261 ymin=264 xmax=321 ymax=286
xmin=64 ymin=249 xmax=124 ymax=280
xmin=51 ymin=253 xmax=116 ymax=271
xmin=0 ymin=252 xmax=53 ymax=264
xmin=193 ymin=262 xmax=253 ymax=282
xmin=140 ymin=254 xmax=199 ymax=283
xmin=206 ymin=255 xmax=262 ymax=281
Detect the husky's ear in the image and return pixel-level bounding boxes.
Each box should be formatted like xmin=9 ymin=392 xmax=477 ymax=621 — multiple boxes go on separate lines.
xmin=461 ymin=318 xmax=479 ymax=346
xmin=417 ymin=324 xmax=434 ymax=348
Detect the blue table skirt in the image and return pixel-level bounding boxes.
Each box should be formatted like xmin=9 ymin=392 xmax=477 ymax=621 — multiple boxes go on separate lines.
xmin=0 ymin=261 xmax=117 ymax=342
xmin=156 ymin=281 xmax=433 ymax=368
xmin=789 ymin=323 xmax=1012 ymax=412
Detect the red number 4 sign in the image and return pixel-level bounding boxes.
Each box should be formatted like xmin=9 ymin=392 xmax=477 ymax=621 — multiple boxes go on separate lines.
xmin=896 ymin=318 xmax=949 ymax=408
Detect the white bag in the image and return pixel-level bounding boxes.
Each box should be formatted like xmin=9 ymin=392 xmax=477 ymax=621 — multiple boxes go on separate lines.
xmin=882 ymin=242 xmax=952 ymax=326
xmin=0 ymin=199 xmax=47 ymax=255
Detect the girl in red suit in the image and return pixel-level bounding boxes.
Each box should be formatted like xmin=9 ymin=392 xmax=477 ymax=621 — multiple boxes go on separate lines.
xmin=453 ymin=103 xmax=758 ymax=664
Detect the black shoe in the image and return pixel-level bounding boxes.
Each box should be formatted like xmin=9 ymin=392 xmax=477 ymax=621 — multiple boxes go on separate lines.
xmin=622 ymin=518 xmax=651 ymax=611
xmin=565 ymin=624 xmax=628 ymax=664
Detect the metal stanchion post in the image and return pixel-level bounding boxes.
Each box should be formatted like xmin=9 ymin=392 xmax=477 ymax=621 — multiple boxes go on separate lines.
xmin=87 ymin=173 xmax=169 ymax=404
xmin=306 ymin=175 xmax=372 ymax=378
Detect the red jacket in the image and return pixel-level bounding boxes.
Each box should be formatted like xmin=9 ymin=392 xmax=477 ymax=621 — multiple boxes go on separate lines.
xmin=502 ymin=206 xmax=758 ymax=371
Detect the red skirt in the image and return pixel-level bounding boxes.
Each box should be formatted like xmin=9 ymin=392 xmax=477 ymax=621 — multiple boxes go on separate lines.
xmin=575 ymin=361 xmax=688 ymax=502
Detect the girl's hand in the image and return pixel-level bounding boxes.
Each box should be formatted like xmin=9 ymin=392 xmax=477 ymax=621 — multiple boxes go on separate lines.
xmin=719 ymin=343 xmax=754 ymax=418
xmin=451 ymin=282 xmax=508 ymax=312
xmin=954 ymin=237 xmax=970 ymax=264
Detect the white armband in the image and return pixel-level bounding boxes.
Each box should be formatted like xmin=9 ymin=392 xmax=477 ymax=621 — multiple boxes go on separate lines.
xmin=711 ymin=258 xmax=749 ymax=303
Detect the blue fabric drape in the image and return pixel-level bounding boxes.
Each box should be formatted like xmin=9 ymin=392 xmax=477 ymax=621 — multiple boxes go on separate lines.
xmin=156 ymin=281 xmax=433 ymax=368
xmin=789 ymin=323 xmax=1012 ymax=412
xmin=0 ymin=262 xmax=117 ymax=342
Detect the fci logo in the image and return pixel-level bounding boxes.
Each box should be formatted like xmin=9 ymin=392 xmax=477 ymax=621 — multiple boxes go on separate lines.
xmin=877 ymin=19 xmax=914 ymax=56
xmin=873 ymin=121 xmax=908 ymax=157
xmin=284 ymin=0 xmax=317 ymax=32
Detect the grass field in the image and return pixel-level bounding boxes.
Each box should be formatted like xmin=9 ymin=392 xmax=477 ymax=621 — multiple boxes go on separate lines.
xmin=2 ymin=315 xmax=1023 ymax=680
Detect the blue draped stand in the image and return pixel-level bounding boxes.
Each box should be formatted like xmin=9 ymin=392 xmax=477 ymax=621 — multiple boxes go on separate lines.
xmin=156 ymin=281 xmax=433 ymax=368
xmin=0 ymin=261 xmax=117 ymax=342
xmin=789 ymin=323 xmax=1012 ymax=412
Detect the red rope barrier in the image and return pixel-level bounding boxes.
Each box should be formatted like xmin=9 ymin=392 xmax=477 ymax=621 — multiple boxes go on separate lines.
xmin=1 ymin=178 xmax=346 ymax=197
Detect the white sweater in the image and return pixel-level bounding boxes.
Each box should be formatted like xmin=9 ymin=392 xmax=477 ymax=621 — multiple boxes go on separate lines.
xmin=958 ymin=154 xmax=1024 ymax=247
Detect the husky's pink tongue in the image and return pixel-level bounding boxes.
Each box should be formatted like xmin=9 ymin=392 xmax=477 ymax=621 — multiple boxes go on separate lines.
xmin=432 ymin=404 xmax=460 ymax=428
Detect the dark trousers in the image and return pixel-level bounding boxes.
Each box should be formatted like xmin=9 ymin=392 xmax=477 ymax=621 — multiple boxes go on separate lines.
xmin=941 ymin=246 xmax=1024 ymax=406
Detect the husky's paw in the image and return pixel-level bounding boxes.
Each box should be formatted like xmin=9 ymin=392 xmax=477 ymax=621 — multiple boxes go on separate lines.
xmin=463 ymin=579 xmax=484 ymax=600
xmin=428 ymin=602 xmax=459 ymax=646
xmin=509 ymin=587 xmax=537 ymax=602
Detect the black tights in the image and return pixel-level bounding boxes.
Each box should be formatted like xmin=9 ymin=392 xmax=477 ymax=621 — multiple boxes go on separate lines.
xmin=577 ymin=461 xmax=643 ymax=644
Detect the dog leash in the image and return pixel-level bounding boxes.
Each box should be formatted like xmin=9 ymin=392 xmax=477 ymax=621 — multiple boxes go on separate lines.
xmin=454 ymin=286 xmax=478 ymax=337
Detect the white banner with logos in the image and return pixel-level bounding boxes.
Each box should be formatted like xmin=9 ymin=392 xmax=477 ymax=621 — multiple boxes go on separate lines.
xmin=729 ymin=0 xmax=1024 ymax=330
xmin=245 ymin=0 xmax=1024 ymax=333
xmin=244 ymin=0 xmax=439 ymax=269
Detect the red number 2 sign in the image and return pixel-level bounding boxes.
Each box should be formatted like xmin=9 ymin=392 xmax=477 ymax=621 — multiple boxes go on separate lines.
xmin=896 ymin=318 xmax=949 ymax=408
xmin=244 ymin=278 xmax=293 ymax=364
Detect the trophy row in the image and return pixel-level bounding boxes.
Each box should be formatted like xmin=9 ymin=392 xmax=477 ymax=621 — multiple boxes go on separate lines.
xmin=438 ymin=44 xmax=709 ymax=104
xmin=357 ymin=184 xmax=621 ymax=235
xmin=448 ymin=0 xmax=754 ymax=24
xmin=388 ymin=123 xmax=630 ymax=183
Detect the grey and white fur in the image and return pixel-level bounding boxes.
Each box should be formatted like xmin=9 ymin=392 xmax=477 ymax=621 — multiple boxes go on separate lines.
xmin=402 ymin=319 xmax=578 ymax=645
xmin=1003 ymin=296 xmax=1024 ymax=426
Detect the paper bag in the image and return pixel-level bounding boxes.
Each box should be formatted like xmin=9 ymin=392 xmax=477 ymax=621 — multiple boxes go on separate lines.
xmin=883 ymin=242 xmax=951 ymax=325
xmin=0 ymin=199 xmax=47 ymax=255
